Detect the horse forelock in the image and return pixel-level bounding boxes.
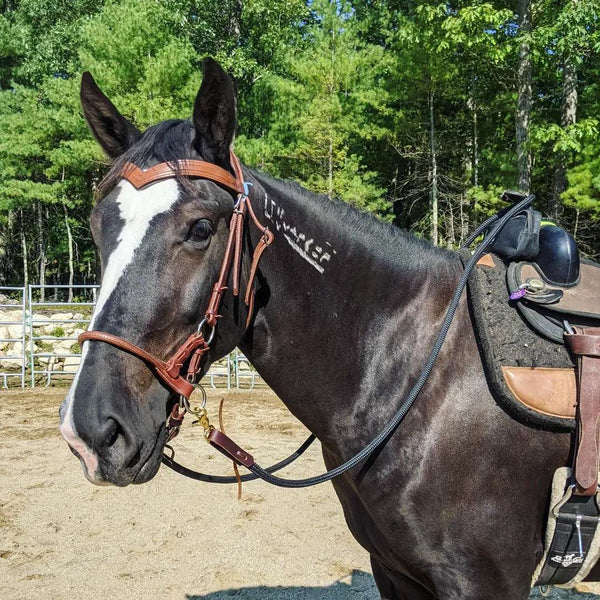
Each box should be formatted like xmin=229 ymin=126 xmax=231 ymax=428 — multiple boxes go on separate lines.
xmin=96 ymin=119 xmax=203 ymax=200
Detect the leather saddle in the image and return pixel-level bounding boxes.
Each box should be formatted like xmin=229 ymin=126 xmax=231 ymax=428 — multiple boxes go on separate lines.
xmin=507 ymin=259 xmax=600 ymax=343
xmin=506 ymin=256 xmax=600 ymax=495
xmin=469 ymin=250 xmax=600 ymax=496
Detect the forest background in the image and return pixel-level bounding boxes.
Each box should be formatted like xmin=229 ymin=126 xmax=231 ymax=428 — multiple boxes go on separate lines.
xmin=0 ymin=0 xmax=599 ymax=291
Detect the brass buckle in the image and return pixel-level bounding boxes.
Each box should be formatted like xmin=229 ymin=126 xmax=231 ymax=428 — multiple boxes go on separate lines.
xmin=181 ymin=386 xmax=213 ymax=440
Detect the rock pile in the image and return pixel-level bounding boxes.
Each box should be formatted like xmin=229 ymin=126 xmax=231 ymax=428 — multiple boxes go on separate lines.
xmin=0 ymin=308 xmax=86 ymax=374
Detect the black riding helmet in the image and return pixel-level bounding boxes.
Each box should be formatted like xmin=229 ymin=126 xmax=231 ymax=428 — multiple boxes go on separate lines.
xmin=534 ymin=223 xmax=580 ymax=287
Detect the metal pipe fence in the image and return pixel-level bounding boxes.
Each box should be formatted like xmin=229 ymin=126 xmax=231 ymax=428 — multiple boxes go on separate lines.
xmin=28 ymin=284 xmax=97 ymax=387
xmin=0 ymin=287 xmax=26 ymax=388
xmin=0 ymin=285 xmax=260 ymax=390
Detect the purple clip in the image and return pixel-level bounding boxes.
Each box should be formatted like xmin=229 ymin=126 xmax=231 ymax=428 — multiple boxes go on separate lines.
xmin=510 ymin=288 xmax=527 ymax=300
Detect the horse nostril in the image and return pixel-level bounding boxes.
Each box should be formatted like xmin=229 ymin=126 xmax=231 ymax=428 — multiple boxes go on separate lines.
xmin=105 ymin=419 xmax=120 ymax=447
xmin=100 ymin=417 xmax=141 ymax=469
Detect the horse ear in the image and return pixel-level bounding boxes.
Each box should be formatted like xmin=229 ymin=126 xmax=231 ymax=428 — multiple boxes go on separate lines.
xmin=193 ymin=58 xmax=236 ymax=168
xmin=80 ymin=72 xmax=141 ymax=160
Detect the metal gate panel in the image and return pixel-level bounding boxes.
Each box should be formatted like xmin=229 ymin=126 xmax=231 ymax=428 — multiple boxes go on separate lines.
xmin=0 ymin=287 xmax=26 ymax=388
xmin=28 ymin=285 xmax=98 ymax=387
xmin=19 ymin=284 xmax=261 ymax=390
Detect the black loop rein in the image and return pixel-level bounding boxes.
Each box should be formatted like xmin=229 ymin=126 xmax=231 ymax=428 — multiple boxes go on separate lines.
xmin=162 ymin=195 xmax=535 ymax=489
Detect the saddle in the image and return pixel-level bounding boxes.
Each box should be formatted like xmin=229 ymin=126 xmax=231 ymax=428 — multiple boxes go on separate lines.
xmin=469 ymin=251 xmax=600 ymax=488
xmin=468 ymin=251 xmax=600 ymax=586
xmin=507 ymin=254 xmax=600 ymax=493
xmin=465 ymin=197 xmax=600 ymax=586
xmin=507 ymin=259 xmax=600 ymax=344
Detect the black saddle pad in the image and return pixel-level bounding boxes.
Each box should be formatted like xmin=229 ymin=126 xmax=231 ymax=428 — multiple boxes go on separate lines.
xmin=460 ymin=250 xmax=575 ymax=431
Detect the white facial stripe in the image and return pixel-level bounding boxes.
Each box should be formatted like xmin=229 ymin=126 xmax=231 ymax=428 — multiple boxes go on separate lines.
xmin=60 ymin=178 xmax=180 ymax=481
xmin=90 ymin=178 xmax=181 ymax=328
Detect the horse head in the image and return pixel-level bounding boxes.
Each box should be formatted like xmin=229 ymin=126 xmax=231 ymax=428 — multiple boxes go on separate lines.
xmin=59 ymin=59 xmax=256 ymax=486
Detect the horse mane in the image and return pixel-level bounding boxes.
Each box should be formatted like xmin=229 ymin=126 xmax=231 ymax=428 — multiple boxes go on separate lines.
xmin=95 ymin=119 xmax=456 ymax=271
xmin=251 ymin=170 xmax=456 ymax=270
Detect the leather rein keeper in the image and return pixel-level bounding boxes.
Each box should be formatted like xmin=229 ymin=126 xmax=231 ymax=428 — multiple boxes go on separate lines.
xmin=79 ymin=150 xmax=274 ymax=401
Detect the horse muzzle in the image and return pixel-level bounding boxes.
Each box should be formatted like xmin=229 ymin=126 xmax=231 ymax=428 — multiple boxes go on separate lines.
xmin=60 ymin=394 xmax=167 ymax=487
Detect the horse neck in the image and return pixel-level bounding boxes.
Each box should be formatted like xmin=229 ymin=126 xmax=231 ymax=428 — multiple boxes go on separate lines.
xmin=240 ymin=172 xmax=462 ymax=448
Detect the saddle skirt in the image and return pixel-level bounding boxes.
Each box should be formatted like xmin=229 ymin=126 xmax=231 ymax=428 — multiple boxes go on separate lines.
xmin=463 ymin=251 xmax=600 ymax=430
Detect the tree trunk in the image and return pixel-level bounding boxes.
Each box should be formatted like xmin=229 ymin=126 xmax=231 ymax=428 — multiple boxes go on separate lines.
xmin=37 ymin=202 xmax=46 ymax=302
xmin=460 ymin=193 xmax=469 ymax=247
xmin=327 ymin=23 xmax=335 ymax=199
xmin=64 ymin=204 xmax=74 ymax=303
xmin=473 ymin=103 xmax=479 ymax=188
xmin=516 ymin=0 xmax=532 ymax=193
xmin=447 ymin=200 xmax=455 ymax=249
xmin=468 ymin=78 xmax=479 ymax=187
xmin=429 ymin=89 xmax=439 ymax=247
xmin=228 ymin=0 xmax=242 ymax=41
xmin=551 ymin=54 xmax=578 ymax=219
xmin=20 ymin=209 xmax=28 ymax=291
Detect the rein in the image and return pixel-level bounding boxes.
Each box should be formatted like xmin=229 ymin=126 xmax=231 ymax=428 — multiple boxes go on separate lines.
xmin=79 ymin=154 xmax=534 ymax=489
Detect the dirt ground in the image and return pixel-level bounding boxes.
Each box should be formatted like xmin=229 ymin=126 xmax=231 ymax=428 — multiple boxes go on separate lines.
xmin=1 ymin=387 xmax=599 ymax=600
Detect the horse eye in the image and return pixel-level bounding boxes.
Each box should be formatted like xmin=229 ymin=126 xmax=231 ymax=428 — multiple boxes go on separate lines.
xmin=186 ymin=219 xmax=213 ymax=244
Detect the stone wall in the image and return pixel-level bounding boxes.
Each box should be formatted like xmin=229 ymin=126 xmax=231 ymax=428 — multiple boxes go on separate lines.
xmin=0 ymin=308 xmax=85 ymax=374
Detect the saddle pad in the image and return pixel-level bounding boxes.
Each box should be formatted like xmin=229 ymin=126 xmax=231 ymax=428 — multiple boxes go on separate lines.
xmin=461 ymin=250 xmax=576 ymax=431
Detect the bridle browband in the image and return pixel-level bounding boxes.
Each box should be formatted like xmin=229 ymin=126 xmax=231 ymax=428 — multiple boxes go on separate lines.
xmin=121 ymin=159 xmax=243 ymax=194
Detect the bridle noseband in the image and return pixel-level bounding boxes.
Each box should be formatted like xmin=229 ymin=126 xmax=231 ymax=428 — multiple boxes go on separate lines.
xmin=79 ymin=150 xmax=273 ymax=400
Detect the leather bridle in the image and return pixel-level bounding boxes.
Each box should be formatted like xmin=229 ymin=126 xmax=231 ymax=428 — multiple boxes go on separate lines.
xmin=78 ymin=150 xmax=274 ymax=460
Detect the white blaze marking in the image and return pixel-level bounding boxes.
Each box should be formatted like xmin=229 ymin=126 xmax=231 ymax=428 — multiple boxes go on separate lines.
xmin=60 ymin=178 xmax=180 ymax=482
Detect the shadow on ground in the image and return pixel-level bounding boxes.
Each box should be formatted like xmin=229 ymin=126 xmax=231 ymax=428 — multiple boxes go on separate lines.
xmin=186 ymin=569 xmax=379 ymax=599
xmin=186 ymin=569 xmax=600 ymax=599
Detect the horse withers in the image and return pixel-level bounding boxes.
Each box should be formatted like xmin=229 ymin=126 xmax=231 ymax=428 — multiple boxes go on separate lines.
xmin=60 ymin=58 xmax=588 ymax=599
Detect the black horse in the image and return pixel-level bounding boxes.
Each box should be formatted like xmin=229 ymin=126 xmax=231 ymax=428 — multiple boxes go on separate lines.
xmin=59 ymin=59 xmax=584 ymax=599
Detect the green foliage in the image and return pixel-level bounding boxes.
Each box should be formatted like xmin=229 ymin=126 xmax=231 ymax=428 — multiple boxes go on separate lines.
xmin=237 ymin=0 xmax=392 ymax=217
xmin=563 ymin=143 xmax=600 ymax=219
xmin=0 ymin=0 xmax=599 ymax=288
xmin=37 ymin=341 xmax=54 ymax=353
